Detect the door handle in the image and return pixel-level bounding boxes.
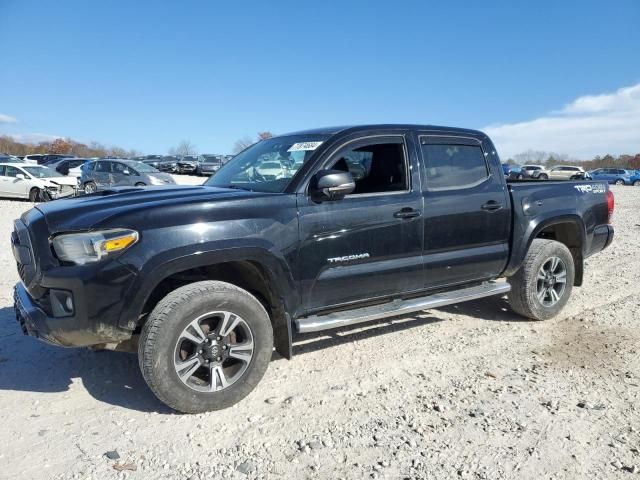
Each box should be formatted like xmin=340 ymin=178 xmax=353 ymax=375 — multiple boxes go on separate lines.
xmin=481 ymin=201 xmax=503 ymax=211
xmin=394 ymin=208 xmax=421 ymax=219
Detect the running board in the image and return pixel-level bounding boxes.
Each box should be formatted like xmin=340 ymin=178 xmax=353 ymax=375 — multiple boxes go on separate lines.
xmin=295 ymin=282 xmax=510 ymax=334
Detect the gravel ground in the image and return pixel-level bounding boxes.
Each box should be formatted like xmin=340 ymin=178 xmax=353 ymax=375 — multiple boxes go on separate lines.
xmin=0 ymin=182 xmax=638 ymax=480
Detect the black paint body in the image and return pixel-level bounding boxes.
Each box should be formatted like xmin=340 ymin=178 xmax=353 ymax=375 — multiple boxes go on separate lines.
xmin=11 ymin=125 xmax=614 ymax=352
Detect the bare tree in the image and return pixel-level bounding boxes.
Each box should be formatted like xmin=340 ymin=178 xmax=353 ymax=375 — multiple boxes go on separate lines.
xmin=257 ymin=131 xmax=274 ymax=140
xmin=170 ymin=140 xmax=197 ymax=157
xmin=233 ymin=136 xmax=254 ymax=154
xmin=513 ymin=150 xmax=549 ymax=165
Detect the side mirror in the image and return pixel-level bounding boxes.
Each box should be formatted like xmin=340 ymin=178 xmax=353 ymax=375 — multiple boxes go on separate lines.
xmin=122 ymin=169 xmax=130 ymax=175
xmin=310 ymin=169 xmax=355 ymax=201
xmin=16 ymin=173 xmax=25 ymax=180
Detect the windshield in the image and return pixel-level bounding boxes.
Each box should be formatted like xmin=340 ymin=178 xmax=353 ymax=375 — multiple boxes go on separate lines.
xmin=126 ymin=161 xmax=159 ymax=173
xmin=205 ymin=134 xmax=329 ymax=193
xmin=23 ymin=166 xmax=64 ymax=178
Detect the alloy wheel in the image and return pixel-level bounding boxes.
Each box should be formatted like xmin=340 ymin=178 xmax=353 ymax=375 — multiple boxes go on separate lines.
xmin=536 ymin=256 xmax=567 ymax=307
xmin=173 ymin=311 xmax=254 ymax=392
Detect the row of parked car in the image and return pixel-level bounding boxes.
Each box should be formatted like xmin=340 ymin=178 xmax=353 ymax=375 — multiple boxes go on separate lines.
xmin=0 ymin=153 xmax=232 ymax=201
xmin=503 ymin=163 xmax=640 ymax=185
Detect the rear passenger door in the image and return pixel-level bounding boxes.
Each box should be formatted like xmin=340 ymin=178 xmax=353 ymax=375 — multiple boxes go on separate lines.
xmin=418 ymin=134 xmax=511 ymax=289
xmin=93 ymin=161 xmax=113 ymax=188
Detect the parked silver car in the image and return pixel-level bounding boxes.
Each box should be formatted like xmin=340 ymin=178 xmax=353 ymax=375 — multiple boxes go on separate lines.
xmin=80 ymin=159 xmax=176 ymax=193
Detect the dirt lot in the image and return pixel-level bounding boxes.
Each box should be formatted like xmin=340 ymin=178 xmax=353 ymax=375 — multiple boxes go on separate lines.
xmin=0 ymin=182 xmax=638 ymax=480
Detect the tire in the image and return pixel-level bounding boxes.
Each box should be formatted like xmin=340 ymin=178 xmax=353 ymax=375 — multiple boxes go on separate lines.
xmin=135 ymin=182 xmax=146 ymax=187
xmin=634 ymin=180 xmax=640 ymax=187
xmin=507 ymin=239 xmax=574 ymax=321
xmin=139 ymin=281 xmax=273 ymax=413
xmin=538 ymin=174 xmax=548 ymax=180
xmin=84 ymin=181 xmax=97 ymax=194
xmin=615 ymin=179 xmax=624 ymax=185
xmin=28 ymin=188 xmax=40 ymax=202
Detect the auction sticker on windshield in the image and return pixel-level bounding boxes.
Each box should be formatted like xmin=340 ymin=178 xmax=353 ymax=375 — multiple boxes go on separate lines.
xmin=288 ymin=142 xmax=323 ymax=152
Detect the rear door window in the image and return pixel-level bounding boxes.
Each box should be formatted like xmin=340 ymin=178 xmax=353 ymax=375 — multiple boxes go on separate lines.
xmin=420 ymin=138 xmax=488 ymax=189
xmin=95 ymin=161 xmax=111 ymax=173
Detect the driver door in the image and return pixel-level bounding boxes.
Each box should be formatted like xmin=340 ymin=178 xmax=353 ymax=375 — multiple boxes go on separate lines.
xmin=297 ymin=134 xmax=424 ymax=313
xmin=111 ymin=162 xmax=134 ymax=186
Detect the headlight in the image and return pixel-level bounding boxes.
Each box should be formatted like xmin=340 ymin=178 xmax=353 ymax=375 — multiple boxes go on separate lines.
xmin=52 ymin=229 xmax=138 ymax=265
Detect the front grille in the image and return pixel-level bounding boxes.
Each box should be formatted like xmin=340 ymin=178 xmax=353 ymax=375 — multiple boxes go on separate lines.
xmin=12 ymin=220 xmax=37 ymax=287
xmin=17 ymin=262 xmax=27 ymax=283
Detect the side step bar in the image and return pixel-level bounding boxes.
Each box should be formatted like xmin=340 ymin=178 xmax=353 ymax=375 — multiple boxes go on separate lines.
xmin=295 ymin=281 xmax=510 ymax=334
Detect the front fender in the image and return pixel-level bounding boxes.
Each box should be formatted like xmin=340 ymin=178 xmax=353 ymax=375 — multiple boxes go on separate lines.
xmin=116 ymin=238 xmax=299 ymax=331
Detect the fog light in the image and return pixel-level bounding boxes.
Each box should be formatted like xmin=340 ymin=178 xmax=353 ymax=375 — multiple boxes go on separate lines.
xmin=50 ymin=289 xmax=74 ymax=317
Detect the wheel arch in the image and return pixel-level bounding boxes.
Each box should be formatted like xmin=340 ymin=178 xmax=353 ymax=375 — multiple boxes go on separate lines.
xmin=506 ymin=215 xmax=586 ymax=286
xmin=121 ymin=247 xmax=297 ymax=359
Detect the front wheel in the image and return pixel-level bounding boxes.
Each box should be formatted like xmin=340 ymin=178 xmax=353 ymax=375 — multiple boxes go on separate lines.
xmin=28 ymin=187 xmax=41 ymax=202
xmin=507 ymin=239 xmax=574 ymax=320
xmin=139 ymin=281 xmax=273 ymax=413
xmin=633 ymin=180 xmax=640 ymax=187
xmin=135 ymin=182 xmax=146 ymax=187
xmin=84 ymin=181 xmax=97 ymax=194
xmin=538 ymin=174 xmax=548 ymax=180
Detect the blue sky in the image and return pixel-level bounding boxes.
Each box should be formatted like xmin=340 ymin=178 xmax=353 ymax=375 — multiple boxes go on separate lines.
xmin=1 ymin=0 xmax=639 ymax=158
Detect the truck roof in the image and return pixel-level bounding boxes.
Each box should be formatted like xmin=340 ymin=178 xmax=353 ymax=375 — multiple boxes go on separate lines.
xmin=281 ymin=124 xmax=487 ymax=138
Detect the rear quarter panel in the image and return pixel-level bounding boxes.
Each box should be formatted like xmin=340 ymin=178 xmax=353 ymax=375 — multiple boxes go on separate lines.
xmin=504 ymin=181 xmax=609 ymax=276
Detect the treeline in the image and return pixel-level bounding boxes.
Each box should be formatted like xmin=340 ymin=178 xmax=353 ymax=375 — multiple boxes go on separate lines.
xmin=505 ymin=150 xmax=640 ymax=170
xmin=0 ymin=136 xmax=141 ymax=159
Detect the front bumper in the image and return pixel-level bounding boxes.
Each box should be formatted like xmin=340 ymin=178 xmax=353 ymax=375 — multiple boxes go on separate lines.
xmin=176 ymin=164 xmax=197 ymax=174
xmin=14 ymin=282 xmax=134 ymax=347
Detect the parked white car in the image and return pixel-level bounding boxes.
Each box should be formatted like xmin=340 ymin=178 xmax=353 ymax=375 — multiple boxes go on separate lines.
xmin=0 ymin=163 xmax=78 ymax=201
xmin=548 ymin=165 xmax=586 ymax=180
xmin=521 ymin=164 xmax=550 ymax=179
xmin=255 ymin=160 xmax=287 ymax=179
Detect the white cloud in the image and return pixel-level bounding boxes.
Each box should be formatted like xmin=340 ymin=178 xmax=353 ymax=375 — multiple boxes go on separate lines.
xmin=0 ymin=113 xmax=17 ymax=124
xmin=484 ymin=83 xmax=640 ymax=159
xmin=5 ymin=132 xmax=62 ymax=143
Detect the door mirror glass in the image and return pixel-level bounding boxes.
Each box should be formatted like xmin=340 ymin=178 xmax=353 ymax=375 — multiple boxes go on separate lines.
xmin=310 ymin=169 xmax=355 ymax=201
xmin=16 ymin=173 xmax=25 ymax=180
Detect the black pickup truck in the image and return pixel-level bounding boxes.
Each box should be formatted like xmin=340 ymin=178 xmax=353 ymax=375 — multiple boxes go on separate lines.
xmin=12 ymin=125 xmax=614 ymax=413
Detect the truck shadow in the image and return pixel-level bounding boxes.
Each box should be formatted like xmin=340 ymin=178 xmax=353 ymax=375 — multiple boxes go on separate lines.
xmin=436 ymin=295 xmax=533 ymax=322
xmin=0 ymin=307 xmax=171 ymax=414
xmin=292 ymin=314 xmax=443 ymax=356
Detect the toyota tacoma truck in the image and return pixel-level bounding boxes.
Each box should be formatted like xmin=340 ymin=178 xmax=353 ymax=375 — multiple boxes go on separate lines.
xmin=11 ymin=125 xmax=615 ymax=413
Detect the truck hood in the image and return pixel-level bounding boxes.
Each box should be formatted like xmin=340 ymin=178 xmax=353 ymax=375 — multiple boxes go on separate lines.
xmin=35 ymin=185 xmax=269 ymax=233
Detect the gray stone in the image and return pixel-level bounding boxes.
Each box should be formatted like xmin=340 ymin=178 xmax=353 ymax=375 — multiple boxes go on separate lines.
xmin=236 ymin=460 xmax=255 ymax=475
xmin=104 ymin=450 xmax=120 ymax=460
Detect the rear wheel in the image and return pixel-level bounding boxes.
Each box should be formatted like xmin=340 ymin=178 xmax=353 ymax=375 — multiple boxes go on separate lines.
xmin=139 ymin=281 xmax=273 ymax=413
xmin=28 ymin=187 xmax=40 ymax=202
xmin=508 ymin=239 xmax=574 ymax=320
xmin=135 ymin=182 xmax=146 ymax=187
xmin=84 ymin=181 xmax=97 ymax=194
xmin=615 ymin=179 xmax=625 ymax=185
